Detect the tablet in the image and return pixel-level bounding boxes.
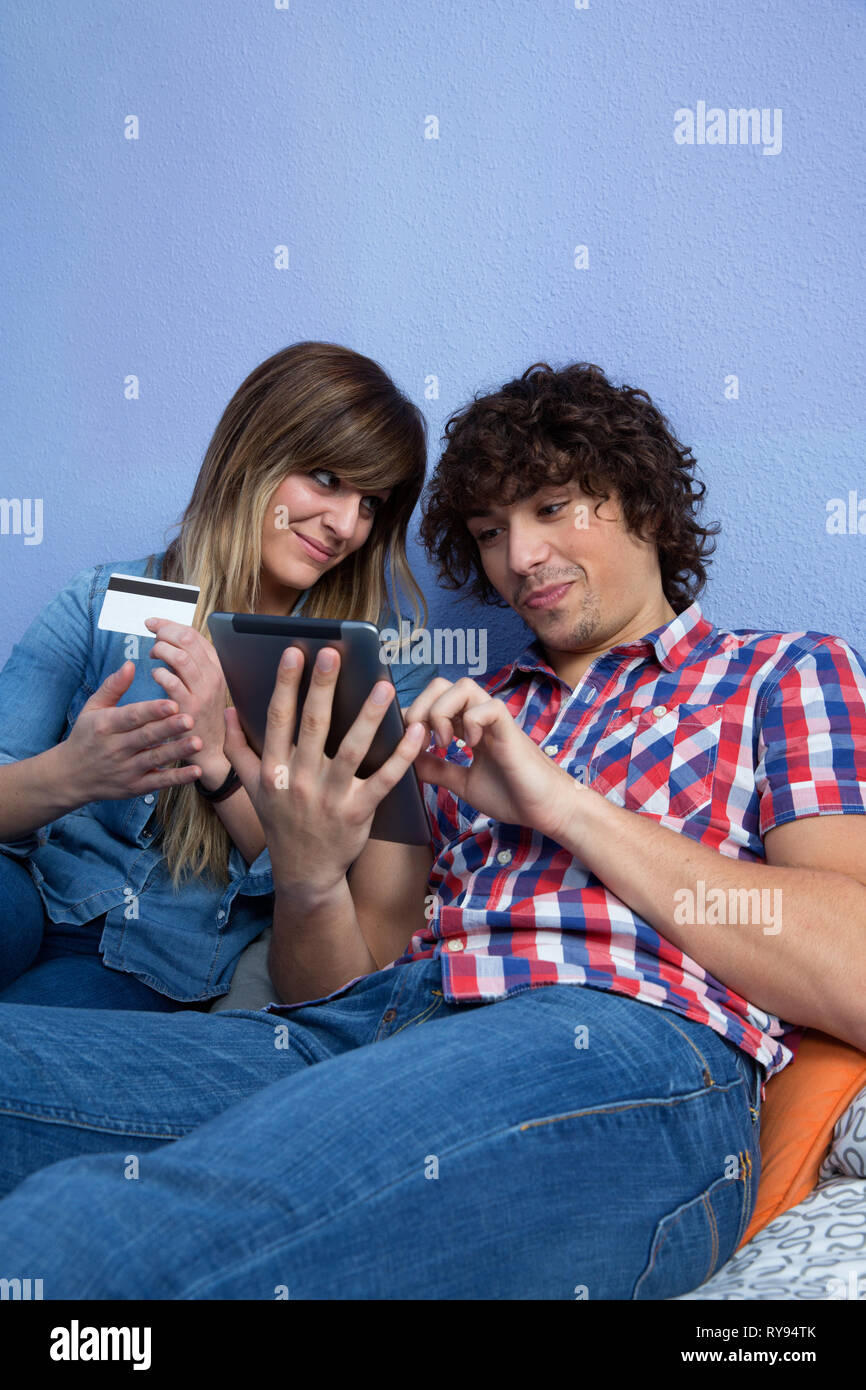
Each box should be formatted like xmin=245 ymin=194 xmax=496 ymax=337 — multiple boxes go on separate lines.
xmin=207 ymin=612 xmax=432 ymax=846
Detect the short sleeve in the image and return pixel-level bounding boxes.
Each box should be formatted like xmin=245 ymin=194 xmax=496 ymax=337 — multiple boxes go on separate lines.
xmin=755 ymin=636 xmax=866 ymax=836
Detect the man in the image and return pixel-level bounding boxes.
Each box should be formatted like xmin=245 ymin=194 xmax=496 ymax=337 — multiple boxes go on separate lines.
xmin=0 ymin=361 xmax=864 ymax=1300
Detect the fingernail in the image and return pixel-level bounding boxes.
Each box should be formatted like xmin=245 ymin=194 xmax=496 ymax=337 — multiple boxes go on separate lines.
xmin=371 ymin=683 xmax=391 ymax=704
xmin=317 ymin=649 xmax=336 ymax=671
xmin=281 ymin=648 xmax=300 ymax=668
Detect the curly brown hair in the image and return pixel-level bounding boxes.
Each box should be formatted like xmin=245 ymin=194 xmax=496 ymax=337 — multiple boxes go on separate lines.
xmin=418 ymin=361 xmax=720 ymax=613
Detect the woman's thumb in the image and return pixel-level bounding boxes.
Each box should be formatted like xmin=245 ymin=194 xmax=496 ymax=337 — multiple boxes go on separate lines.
xmin=86 ymin=661 xmax=135 ymax=709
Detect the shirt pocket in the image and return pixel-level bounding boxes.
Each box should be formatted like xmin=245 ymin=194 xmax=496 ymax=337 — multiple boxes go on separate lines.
xmin=587 ymin=701 xmax=723 ymax=819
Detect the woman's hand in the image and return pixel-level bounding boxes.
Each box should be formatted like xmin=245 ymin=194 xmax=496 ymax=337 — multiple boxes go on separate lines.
xmin=144 ymin=617 xmax=230 ymax=782
xmin=60 ymin=661 xmax=203 ymax=802
xmin=403 ymin=676 xmax=585 ymax=844
xmin=222 ymin=645 xmax=427 ymax=903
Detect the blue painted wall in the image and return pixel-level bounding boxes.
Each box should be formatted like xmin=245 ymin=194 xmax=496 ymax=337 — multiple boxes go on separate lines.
xmin=2 ymin=0 xmax=864 ymax=676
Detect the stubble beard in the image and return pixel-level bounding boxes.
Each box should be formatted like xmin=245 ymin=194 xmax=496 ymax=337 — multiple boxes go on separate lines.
xmin=524 ymin=578 xmax=603 ymax=651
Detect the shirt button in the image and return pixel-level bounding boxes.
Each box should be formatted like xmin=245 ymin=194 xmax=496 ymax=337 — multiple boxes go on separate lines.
xmin=544 ymin=745 xmax=559 ymax=756
xmin=143 ymin=794 xmax=155 ymax=804
xmin=382 ymin=1008 xmax=397 ymax=1022
xmin=454 ymin=738 xmax=466 ymax=749
xmin=496 ymin=849 xmax=512 ymax=865
xmin=217 ymin=910 xmax=225 ymax=921
xmin=446 ymin=939 xmax=464 ymax=952
xmin=652 ymin=704 xmax=667 ymax=718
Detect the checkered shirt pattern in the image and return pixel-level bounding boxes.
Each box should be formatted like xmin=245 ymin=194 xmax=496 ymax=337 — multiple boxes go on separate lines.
xmin=389 ymin=601 xmax=866 ymax=1079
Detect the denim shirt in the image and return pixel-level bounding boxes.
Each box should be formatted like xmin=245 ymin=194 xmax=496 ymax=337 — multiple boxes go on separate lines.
xmin=0 ymin=552 xmax=438 ymax=1001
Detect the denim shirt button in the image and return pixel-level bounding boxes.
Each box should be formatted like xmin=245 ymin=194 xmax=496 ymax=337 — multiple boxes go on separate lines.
xmin=217 ymin=910 xmax=226 ymax=921
xmin=143 ymin=794 xmax=155 ymax=804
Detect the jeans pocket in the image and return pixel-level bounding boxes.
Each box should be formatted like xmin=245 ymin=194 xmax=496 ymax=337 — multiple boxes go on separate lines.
xmin=632 ymin=1170 xmax=749 ymax=1299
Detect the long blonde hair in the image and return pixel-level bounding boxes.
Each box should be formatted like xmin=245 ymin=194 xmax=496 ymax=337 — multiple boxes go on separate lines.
xmin=153 ymin=341 xmax=429 ymax=889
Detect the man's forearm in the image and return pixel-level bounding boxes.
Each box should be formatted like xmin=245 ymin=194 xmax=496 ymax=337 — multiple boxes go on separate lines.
xmin=556 ymin=785 xmax=866 ymax=1051
xmin=268 ymin=876 xmax=378 ymax=1006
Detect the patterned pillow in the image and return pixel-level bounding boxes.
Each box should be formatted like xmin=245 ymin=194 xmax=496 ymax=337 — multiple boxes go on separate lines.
xmin=821 ymin=1081 xmax=866 ymax=1181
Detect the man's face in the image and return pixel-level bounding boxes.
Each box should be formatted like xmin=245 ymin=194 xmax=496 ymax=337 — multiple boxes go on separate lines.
xmin=465 ymin=478 xmax=673 ymax=668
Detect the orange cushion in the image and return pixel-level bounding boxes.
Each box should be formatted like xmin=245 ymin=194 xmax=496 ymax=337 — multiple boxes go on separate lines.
xmin=738 ymin=1029 xmax=866 ymax=1249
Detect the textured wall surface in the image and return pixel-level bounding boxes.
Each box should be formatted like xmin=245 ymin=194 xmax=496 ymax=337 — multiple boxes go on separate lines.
xmin=2 ymin=0 xmax=864 ymax=676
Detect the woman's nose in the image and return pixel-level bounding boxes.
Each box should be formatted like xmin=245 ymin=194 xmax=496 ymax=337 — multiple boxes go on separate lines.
xmin=322 ymin=496 xmax=361 ymax=539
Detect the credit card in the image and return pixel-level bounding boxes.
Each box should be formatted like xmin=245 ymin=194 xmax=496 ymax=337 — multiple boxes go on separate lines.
xmin=97 ymin=573 xmax=201 ymax=637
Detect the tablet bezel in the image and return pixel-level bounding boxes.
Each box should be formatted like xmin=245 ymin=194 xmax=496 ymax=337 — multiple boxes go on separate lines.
xmin=207 ymin=612 xmax=433 ymax=847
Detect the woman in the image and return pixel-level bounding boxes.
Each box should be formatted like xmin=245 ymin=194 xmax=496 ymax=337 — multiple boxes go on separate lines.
xmin=0 ymin=341 xmax=436 ymax=1010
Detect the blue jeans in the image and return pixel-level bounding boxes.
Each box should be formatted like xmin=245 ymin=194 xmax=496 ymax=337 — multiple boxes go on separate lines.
xmin=0 ymin=957 xmax=763 ymax=1299
xmin=0 ymin=852 xmax=198 ymax=1012
xmin=0 ymin=851 xmax=46 ymax=988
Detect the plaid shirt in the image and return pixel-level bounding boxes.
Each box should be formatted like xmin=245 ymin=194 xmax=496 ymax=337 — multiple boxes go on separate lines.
xmin=270 ymin=601 xmax=866 ymax=1081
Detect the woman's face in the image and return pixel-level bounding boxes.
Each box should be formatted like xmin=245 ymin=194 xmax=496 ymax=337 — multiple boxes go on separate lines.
xmin=259 ymin=468 xmax=393 ymax=609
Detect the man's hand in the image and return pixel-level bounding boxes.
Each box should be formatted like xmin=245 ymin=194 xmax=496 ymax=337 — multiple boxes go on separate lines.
xmin=404 ymin=676 xmax=585 ymax=843
xmin=223 ymin=645 xmax=427 ymax=903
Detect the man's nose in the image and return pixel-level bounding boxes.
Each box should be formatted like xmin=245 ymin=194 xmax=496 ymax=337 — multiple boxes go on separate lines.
xmin=507 ymin=522 xmax=553 ymax=574
xmin=322 ymin=495 xmax=362 ymax=539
